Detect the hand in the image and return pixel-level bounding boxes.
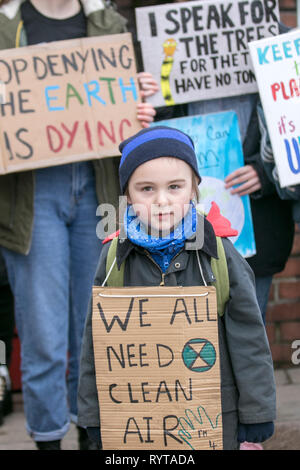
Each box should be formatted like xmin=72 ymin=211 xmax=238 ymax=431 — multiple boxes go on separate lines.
xmin=238 ymin=422 xmax=274 ymax=443
xmin=136 ymin=102 xmax=156 ymax=128
xmin=224 ymin=165 xmax=262 ymax=196
xmin=137 ymin=72 xmax=159 ymax=99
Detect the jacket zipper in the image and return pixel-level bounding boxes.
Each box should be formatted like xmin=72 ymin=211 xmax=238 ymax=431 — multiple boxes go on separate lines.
xmin=143 ymin=249 xmax=184 ymax=286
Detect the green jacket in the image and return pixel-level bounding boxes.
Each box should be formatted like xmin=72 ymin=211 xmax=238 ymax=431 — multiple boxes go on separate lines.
xmin=0 ymin=0 xmax=126 ymax=254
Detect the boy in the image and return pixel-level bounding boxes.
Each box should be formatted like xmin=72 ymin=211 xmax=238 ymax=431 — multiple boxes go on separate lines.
xmin=78 ymin=126 xmax=276 ymax=450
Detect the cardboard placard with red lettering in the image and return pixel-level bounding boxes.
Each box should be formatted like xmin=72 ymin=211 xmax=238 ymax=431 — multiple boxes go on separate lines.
xmin=249 ymin=29 xmax=300 ymax=188
xmin=92 ymin=285 xmax=223 ymax=450
xmin=0 ymin=33 xmax=142 ymax=174
xmin=135 ymin=0 xmax=279 ymax=107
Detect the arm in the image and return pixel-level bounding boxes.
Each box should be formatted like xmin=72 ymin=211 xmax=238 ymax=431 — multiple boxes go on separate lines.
xmin=221 ymin=238 xmax=276 ymax=424
xmin=225 ymin=96 xmax=276 ymax=199
xmin=83 ymin=0 xmax=127 ymax=36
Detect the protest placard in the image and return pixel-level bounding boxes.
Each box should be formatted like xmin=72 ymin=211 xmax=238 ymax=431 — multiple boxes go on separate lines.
xmin=0 ymin=33 xmax=142 ymax=174
xmin=249 ymin=29 xmax=300 ymax=187
xmin=152 ymin=112 xmax=256 ymax=258
xmin=136 ymin=0 xmax=279 ymax=107
xmin=92 ymin=285 xmax=223 ymax=450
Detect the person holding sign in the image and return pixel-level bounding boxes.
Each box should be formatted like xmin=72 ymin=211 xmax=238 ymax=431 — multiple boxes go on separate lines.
xmin=257 ymin=101 xmax=300 ymax=227
xmin=134 ymin=0 xmax=294 ymax=328
xmin=184 ymin=16 xmax=295 ymax=448
xmin=185 ymin=41 xmax=295 ymax=328
xmin=78 ymin=126 xmax=276 ymax=450
xmin=0 ymin=0 xmax=157 ymax=451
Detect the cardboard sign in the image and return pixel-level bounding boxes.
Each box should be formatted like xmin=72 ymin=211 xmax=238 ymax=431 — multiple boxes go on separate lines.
xmin=249 ymin=30 xmax=300 ymax=188
xmin=152 ymin=112 xmax=256 ymax=258
xmin=0 ymin=33 xmax=142 ymax=174
xmin=92 ymin=285 xmax=223 ymax=450
xmin=135 ymin=0 xmax=279 ymax=107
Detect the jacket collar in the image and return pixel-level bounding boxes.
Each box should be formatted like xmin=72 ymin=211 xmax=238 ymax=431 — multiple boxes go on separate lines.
xmin=116 ymin=214 xmax=218 ymax=269
xmin=0 ymin=0 xmax=23 ymax=19
xmin=186 ymin=213 xmax=218 ymax=259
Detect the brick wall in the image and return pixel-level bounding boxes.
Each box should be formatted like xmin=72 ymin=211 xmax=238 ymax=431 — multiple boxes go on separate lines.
xmin=279 ymin=0 xmax=298 ymax=27
xmin=266 ymin=225 xmax=300 ymax=368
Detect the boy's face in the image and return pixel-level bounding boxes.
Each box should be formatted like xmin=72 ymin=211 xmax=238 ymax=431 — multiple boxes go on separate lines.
xmin=127 ymin=157 xmax=195 ymax=234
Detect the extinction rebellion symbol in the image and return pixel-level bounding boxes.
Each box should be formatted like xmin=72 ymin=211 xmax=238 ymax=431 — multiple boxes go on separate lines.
xmin=182 ymin=338 xmax=216 ymax=372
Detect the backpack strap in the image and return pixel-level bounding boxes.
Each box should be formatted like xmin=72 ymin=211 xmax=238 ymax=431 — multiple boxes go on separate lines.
xmin=105 ymin=237 xmax=124 ymax=287
xmin=210 ymin=236 xmax=230 ymax=317
xmin=105 ymin=235 xmax=230 ymax=316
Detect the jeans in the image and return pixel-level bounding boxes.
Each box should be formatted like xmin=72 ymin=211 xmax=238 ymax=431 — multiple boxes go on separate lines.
xmin=255 ymin=276 xmax=273 ymax=325
xmin=1 ymin=162 xmax=102 ymax=441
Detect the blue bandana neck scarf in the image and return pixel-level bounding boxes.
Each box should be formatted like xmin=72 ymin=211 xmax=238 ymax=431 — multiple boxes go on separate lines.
xmin=124 ymin=203 xmax=197 ymax=272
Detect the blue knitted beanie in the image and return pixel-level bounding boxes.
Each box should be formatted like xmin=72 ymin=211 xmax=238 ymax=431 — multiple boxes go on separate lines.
xmin=118 ymin=126 xmax=201 ymax=193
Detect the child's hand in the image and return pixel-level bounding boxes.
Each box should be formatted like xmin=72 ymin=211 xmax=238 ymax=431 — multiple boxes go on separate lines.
xmin=237 ymin=422 xmax=274 ymax=443
xmin=137 ymin=72 xmax=159 ymax=99
xmin=136 ymin=102 xmax=156 ymax=128
xmin=224 ymin=165 xmax=262 ymax=196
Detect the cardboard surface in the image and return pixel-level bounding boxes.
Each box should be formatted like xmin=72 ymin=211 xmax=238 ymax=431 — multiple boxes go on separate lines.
xmin=136 ymin=0 xmax=279 ymax=107
xmin=92 ymin=285 xmax=223 ymax=450
xmin=0 ymin=33 xmax=142 ymax=174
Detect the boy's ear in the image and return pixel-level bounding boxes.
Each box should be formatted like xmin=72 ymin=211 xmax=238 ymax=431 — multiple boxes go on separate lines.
xmin=190 ymin=188 xmax=196 ymax=201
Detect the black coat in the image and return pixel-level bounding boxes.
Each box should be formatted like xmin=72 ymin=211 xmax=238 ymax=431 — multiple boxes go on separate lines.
xmin=243 ymin=96 xmax=295 ymax=277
